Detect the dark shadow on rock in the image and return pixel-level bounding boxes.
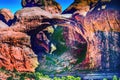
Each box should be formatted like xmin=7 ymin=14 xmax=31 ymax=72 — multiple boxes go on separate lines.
xmin=0 ymin=14 xmax=17 ymax=26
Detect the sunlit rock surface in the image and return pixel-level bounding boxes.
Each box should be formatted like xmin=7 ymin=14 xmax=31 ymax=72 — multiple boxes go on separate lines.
xmin=59 ymin=0 xmax=120 ymax=72
xmin=0 ymin=0 xmax=120 ymax=78
xmin=0 ymin=21 xmax=9 ymax=28
xmin=21 ymin=0 xmax=62 ymax=14
xmin=0 ymin=7 xmax=65 ymax=73
xmin=0 ymin=9 xmax=15 ymax=26
xmin=62 ymin=0 xmax=98 ymax=14
xmin=81 ymin=9 xmax=120 ymax=70
xmin=0 ymin=31 xmax=38 ymax=72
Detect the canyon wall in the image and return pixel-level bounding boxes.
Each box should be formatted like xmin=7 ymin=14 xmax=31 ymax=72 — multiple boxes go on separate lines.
xmin=0 ymin=0 xmax=119 ymax=77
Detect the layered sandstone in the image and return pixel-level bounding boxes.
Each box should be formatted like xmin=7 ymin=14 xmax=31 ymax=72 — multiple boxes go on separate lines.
xmin=0 ymin=31 xmax=38 ymax=72
xmin=0 ymin=9 xmax=14 ymax=26
xmin=62 ymin=0 xmax=120 ymax=71
xmin=21 ymin=0 xmax=62 ymax=14
xmin=0 ymin=0 xmax=120 ymax=75
xmin=0 ymin=7 xmax=64 ymax=72
xmin=62 ymin=0 xmax=98 ymax=14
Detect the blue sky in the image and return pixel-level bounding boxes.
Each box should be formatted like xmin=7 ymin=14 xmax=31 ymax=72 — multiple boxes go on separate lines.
xmin=56 ymin=0 xmax=74 ymax=11
xmin=0 ymin=0 xmax=74 ymax=14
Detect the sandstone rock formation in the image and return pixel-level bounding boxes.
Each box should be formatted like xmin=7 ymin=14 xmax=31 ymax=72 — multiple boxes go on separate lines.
xmin=82 ymin=9 xmax=120 ymax=70
xmin=0 ymin=9 xmax=15 ymax=26
xmin=0 ymin=30 xmax=39 ymax=72
xmin=21 ymin=0 xmax=62 ymax=14
xmin=61 ymin=0 xmax=120 ymax=71
xmin=0 ymin=21 xmax=9 ymax=28
xmin=0 ymin=0 xmax=120 ymax=76
xmin=0 ymin=7 xmax=64 ymax=72
xmin=62 ymin=0 xmax=113 ymax=15
xmin=62 ymin=0 xmax=98 ymax=14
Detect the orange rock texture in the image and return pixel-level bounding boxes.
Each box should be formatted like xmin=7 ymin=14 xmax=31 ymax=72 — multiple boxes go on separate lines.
xmin=21 ymin=0 xmax=62 ymax=14
xmin=0 ymin=0 xmax=120 ymax=75
xmin=0 ymin=7 xmax=63 ymax=72
xmin=0 ymin=31 xmax=38 ymax=72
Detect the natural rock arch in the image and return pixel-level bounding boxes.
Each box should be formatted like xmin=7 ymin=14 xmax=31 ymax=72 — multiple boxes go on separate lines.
xmin=0 ymin=4 xmax=120 ymax=73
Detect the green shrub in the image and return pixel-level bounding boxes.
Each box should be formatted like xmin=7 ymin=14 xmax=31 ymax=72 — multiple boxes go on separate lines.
xmin=103 ymin=78 xmax=107 ymax=80
xmin=20 ymin=76 xmax=25 ymax=80
xmin=53 ymin=77 xmax=61 ymax=80
xmin=53 ymin=76 xmax=81 ymax=80
xmin=51 ymin=27 xmax=68 ymax=55
xmin=4 ymin=69 xmax=80 ymax=80
xmin=113 ymin=75 xmax=118 ymax=80
xmin=7 ymin=76 xmax=13 ymax=80
xmin=103 ymin=75 xmax=119 ymax=80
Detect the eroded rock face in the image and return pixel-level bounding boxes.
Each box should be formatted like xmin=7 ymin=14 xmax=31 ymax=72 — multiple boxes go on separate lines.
xmin=14 ymin=7 xmax=65 ymax=60
xmin=82 ymin=9 xmax=120 ymax=70
xmin=0 ymin=31 xmax=38 ymax=72
xmin=0 ymin=0 xmax=120 ymax=75
xmin=0 ymin=9 xmax=15 ymax=26
xmin=68 ymin=5 xmax=119 ymax=70
xmin=62 ymin=0 xmax=98 ymax=15
xmin=21 ymin=0 xmax=62 ymax=14
xmin=61 ymin=0 xmax=120 ymax=71
xmin=62 ymin=0 xmax=113 ymax=15
xmin=13 ymin=4 xmax=120 ymax=73
xmin=0 ymin=7 xmax=64 ymax=73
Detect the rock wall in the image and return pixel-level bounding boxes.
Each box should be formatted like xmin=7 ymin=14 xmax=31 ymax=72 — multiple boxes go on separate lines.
xmin=61 ymin=0 xmax=120 ymax=71
xmin=21 ymin=0 xmax=62 ymax=14
xmin=0 ymin=9 xmax=15 ymax=26
xmin=0 ymin=7 xmax=64 ymax=73
xmin=81 ymin=9 xmax=120 ymax=70
xmin=0 ymin=0 xmax=120 ymax=75
xmin=0 ymin=30 xmax=38 ymax=72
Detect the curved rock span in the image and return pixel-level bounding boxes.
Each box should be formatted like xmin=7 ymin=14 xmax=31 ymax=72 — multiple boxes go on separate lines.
xmin=0 ymin=7 xmax=64 ymax=72
xmin=0 ymin=0 xmax=120 ymax=75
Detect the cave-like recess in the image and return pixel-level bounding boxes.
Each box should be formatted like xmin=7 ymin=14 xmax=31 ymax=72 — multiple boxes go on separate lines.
xmin=31 ymin=24 xmax=88 ymax=75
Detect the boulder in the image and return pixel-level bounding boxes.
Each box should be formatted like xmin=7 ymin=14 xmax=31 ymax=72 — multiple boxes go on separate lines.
xmin=0 ymin=9 xmax=15 ymax=26
xmin=0 ymin=7 xmax=64 ymax=73
xmin=62 ymin=0 xmax=97 ymax=15
xmin=0 ymin=31 xmax=39 ymax=72
xmin=0 ymin=0 xmax=120 ymax=74
xmin=21 ymin=0 xmax=62 ymax=14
